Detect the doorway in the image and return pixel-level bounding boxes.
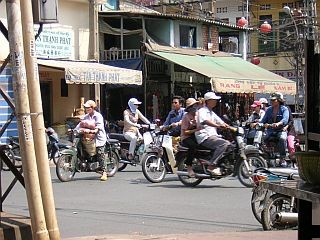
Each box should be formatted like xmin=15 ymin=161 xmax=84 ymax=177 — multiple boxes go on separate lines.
xmin=40 ymin=82 xmax=52 ymax=127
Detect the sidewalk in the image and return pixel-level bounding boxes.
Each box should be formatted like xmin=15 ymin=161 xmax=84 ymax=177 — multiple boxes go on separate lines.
xmin=65 ymin=230 xmax=297 ymax=240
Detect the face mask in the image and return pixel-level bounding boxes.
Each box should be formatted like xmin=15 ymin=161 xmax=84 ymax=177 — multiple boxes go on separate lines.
xmin=128 ymin=101 xmax=138 ymax=113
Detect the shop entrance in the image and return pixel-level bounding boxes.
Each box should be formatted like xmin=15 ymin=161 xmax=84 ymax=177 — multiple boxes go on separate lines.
xmin=40 ymin=82 xmax=52 ymax=126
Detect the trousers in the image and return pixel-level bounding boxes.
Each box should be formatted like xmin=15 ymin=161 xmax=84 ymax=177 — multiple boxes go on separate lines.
xmin=200 ymin=135 xmax=231 ymax=165
xmin=124 ymin=131 xmax=142 ymax=155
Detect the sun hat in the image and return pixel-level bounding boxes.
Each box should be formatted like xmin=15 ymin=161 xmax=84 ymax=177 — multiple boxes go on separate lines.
xmin=128 ymin=98 xmax=142 ymax=105
xmin=270 ymin=92 xmax=284 ymax=102
xmin=185 ymin=98 xmax=199 ymax=110
xmin=251 ymin=100 xmax=262 ymax=108
xmin=83 ymin=100 xmax=96 ymax=108
xmin=204 ymin=92 xmax=221 ymax=101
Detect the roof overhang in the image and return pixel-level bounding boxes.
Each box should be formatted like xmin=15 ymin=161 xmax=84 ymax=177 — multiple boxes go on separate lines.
xmin=37 ymin=59 xmax=142 ymax=86
xmin=148 ymin=51 xmax=296 ymax=95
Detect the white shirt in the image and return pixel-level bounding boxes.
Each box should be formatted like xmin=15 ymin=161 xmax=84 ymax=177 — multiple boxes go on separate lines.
xmin=195 ymin=106 xmax=224 ymax=144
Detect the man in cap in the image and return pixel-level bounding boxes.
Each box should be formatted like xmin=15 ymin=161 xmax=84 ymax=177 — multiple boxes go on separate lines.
xmin=75 ymin=100 xmax=108 ymax=181
xmin=256 ymin=92 xmax=289 ymax=164
xmin=195 ymin=92 xmax=231 ymax=176
xmin=163 ymin=96 xmax=185 ymax=137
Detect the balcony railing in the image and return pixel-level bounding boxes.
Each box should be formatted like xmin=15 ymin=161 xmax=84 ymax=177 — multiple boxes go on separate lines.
xmin=100 ymin=49 xmax=141 ymax=61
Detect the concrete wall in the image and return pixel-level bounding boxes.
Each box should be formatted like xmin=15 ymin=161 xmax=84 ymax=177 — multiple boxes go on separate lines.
xmin=0 ymin=0 xmax=90 ymax=61
xmin=0 ymin=0 xmax=91 ymax=125
xmin=215 ymin=0 xmax=246 ymax=25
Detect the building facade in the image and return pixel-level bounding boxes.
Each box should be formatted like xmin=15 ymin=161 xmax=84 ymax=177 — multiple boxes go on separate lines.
xmin=0 ymin=0 xmax=93 ymax=141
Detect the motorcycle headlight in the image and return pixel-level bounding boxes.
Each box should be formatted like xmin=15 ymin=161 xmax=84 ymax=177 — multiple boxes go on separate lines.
xmin=238 ymin=127 xmax=245 ymax=135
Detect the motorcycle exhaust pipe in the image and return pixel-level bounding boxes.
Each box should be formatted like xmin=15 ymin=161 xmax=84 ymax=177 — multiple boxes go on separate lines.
xmin=176 ymin=171 xmax=211 ymax=179
xmin=275 ymin=212 xmax=298 ymax=224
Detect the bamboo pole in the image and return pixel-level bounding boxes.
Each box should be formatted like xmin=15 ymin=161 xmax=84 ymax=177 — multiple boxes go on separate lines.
xmin=20 ymin=1 xmax=61 ymax=239
xmin=5 ymin=1 xmax=49 ymax=239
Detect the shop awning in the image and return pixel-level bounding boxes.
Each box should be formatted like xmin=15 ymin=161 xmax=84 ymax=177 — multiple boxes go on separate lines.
xmin=150 ymin=51 xmax=296 ymax=95
xmin=37 ymin=59 xmax=142 ymax=85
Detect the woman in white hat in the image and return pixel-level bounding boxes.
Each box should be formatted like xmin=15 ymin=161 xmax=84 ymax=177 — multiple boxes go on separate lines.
xmin=123 ymin=98 xmax=151 ymax=160
xmin=180 ymin=98 xmax=202 ymax=177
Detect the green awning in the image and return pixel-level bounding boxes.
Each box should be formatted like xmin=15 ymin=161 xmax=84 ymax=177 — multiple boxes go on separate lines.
xmin=150 ymin=51 xmax=296 ymax=95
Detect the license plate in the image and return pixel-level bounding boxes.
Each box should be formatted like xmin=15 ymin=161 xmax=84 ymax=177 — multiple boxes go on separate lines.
xmin=161 ymin=135 xmax=172 ymax=148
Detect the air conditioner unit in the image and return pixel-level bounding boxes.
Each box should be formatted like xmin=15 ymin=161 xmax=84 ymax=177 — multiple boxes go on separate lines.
xmin=32 ymin=0 xmax=58 ymax=24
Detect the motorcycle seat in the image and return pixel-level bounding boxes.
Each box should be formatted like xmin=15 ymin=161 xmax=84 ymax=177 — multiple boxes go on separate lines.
xmin=108 ymin=133 xmax=128 ymax=142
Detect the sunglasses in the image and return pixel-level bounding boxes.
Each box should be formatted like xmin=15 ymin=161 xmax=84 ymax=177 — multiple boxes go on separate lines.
xmin=172 ymin=102 xmax=179 ymax=104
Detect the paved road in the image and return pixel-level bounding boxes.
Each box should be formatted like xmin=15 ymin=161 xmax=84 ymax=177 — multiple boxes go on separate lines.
xmin=2 ymin=165 xmax=263 ymax=238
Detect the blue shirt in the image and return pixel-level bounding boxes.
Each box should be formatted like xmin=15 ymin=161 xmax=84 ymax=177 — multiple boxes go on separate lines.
xmin=260 ymin=105 xmax=289 ymax=133
xmin=163 ymin=108 xmax=185 ymax=136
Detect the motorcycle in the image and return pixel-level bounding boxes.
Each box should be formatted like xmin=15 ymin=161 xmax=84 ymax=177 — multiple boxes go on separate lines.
xmin=46 ymin=127 xmax=70 ymax=165
xmin=55 ymin=130 xmax=120 ymax=182
xmin=251 ymin=167 xmax=299 ymax=230
xmin=175 ymin=120 xmax=268 ymax=187
xmin=108 ymin=124 xmax=157 ymax=171
xmin=1 ymin=136 xmax=22 ymax=171
xmin=141 ymin=130 xmax=177 ymax=183
xmin=252 ymin=123 xmax=298 ymax=168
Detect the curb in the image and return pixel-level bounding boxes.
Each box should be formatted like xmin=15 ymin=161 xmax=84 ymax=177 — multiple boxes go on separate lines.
xmin=64 ymin=230 xmax=297 ymax=240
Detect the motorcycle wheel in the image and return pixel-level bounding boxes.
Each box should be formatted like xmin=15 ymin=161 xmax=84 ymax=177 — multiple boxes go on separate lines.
xmin=251 ymin=186 xmax=270 ymax=224
xmin=105 ymin=150 xmax=119 ymax=177
xmin=56 ymin=154 xmax=76 ymax=182
xmin=118 ymin=162 xmax=127 ymax=171
xmin=261 ymin=193 xmax=297 ymax=231
xmin=141 ymin=153 xmax=166 ymax=183
xmin=177 ymin=158 xmax=203 ymax=187
xmin=238 ymin=155 xmax=267 ymax=188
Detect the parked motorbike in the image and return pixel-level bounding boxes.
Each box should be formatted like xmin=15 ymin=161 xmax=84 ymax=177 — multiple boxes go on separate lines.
xmin=46 ymin=127 xmax=70 ymax=165
xmin=1 ymin=136 xmax=21 ymax=171
xmin=252 ymin=123 xmax=298 ymax=168
xmin=109 ymin=124 xmax=157 ymax=171
xmin=55 ymin=130 xmax=120 ymax=182
xmin=175 ymin=121 xmax=268 ymax=187
xmin=105 ymin=120 xmax=123 ymax=134
xmin=251 ymin=167 xmax=298 ymax=230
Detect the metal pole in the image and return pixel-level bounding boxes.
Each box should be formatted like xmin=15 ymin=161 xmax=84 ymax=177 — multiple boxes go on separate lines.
xmin=20 ymin=1 xmax=61 ymax=239
xmin=5 ymin=1 xmax=49 ymax=239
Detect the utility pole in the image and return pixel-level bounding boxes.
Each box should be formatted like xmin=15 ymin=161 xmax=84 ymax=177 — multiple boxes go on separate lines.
xmin=20 ymin=1 xmax=61 ymax=239
xmin=5 ymin=1 xmax=49 ymax=239
xmin=89 ymin=0 xmax=100 ymax=106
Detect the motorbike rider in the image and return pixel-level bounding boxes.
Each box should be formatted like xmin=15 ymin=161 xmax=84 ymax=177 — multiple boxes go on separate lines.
xmin=195 ymin=92 xmax=231 ymax=176
xmin=180 ymin=98 xmax=202 ymax=177
xmin=246 ymin=100 xmax=265 ymax=145
xmin=259 ymin=97 xmax=269 ymax=111
xmin=162 ymin=96 xmax=185 ymax=137
xmin=253 ymin=92 xmax=289 ymax=166
xmin=75 ymin=100 xmax=108 ymax=181
xmin=123 ymin=98 xmax=151 ymax=161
